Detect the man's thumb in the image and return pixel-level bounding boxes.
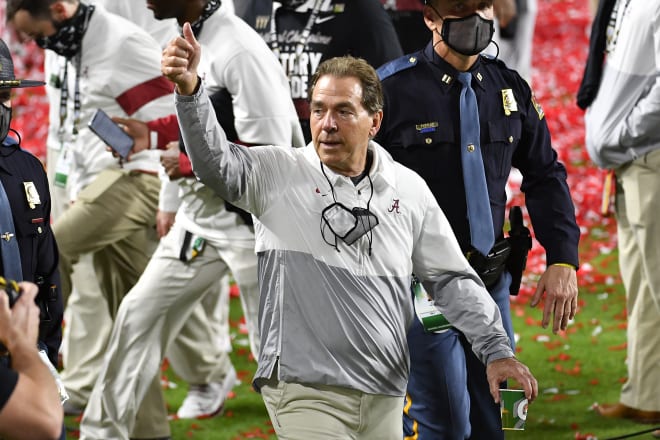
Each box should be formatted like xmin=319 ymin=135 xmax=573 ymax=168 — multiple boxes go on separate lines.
xmin=182 ymin=22 xmax=196 ymax=44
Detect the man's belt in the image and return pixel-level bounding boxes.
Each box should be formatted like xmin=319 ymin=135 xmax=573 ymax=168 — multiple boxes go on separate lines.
xmin=467 ymin=206 xmax=533 ymax=295
xmin=467 ymin=239 xmax=512 ymax=289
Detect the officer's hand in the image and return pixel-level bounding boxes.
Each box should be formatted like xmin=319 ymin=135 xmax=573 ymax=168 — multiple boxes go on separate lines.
xmin=112 ymin=117 xmax=149 ymax=156
xmin=162 ymin=22 xmax=201 ymax=96
xmin=486 ymin=357 xmax=538 ymax=404
xmin=0 ymin=282 xmax=40 ymax=352
xmin=160 ymin=141 xmax=183 ymax=180
xmin=493 ymin=0 xmax=517 ymax=28
xmin=156 ymin=210 xmax=176 ymax=238
xmin=530 ymin=264 xmax=578 ymax=333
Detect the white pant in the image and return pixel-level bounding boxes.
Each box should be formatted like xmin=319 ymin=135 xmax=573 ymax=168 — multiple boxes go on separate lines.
xmin=79 ymin=220 xmax=260 ymax=439
xmin=60 ymin=254 xmax=113 ymax=407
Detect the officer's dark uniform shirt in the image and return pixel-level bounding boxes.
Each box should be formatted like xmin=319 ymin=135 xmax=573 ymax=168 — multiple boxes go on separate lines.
xmin=0 ymin=137 xmax=62 ymax=366
xmin=376 ymin=44 xmax=580 ymax=267
xmin=239 ymin=0 xmax=403 ymax=143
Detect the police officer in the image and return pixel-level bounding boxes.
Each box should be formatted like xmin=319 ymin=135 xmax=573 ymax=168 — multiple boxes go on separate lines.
xmin=375 ymin=1 xmax=580 ymax=438
xmin=0 ymin=38 xmax=62 ymax=371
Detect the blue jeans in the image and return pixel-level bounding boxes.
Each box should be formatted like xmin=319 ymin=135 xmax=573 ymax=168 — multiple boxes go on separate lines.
xmin=404 ymin=272 xmax=514 ymax=440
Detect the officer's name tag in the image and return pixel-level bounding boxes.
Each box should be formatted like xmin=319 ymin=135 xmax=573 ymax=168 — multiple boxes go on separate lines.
xmin=413 ymin=278 xmax=452 ymax=333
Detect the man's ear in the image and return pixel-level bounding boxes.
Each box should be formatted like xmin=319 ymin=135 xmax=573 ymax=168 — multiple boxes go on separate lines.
xmin=49 ymin=1 xmax=69 ymax=21
xmin=369 ymin=109 xmax=383 ymax=139
xmin=422 ymin=5 xmax=438 ymax=32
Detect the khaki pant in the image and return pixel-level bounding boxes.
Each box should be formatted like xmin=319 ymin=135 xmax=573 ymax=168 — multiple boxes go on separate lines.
xmin=615 ymin=148 xmax=660 ymax=412
xmin=53 ymin=169 xmax=160 ymax=312
xmin=261 ymin=377 xmax=403 ymax=439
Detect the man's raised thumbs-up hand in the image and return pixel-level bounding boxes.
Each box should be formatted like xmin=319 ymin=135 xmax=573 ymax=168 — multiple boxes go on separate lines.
xmin=161 ymin=22 xmax=201 ymax=96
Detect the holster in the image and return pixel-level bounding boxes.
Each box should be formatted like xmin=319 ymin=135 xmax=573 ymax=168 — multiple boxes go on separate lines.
xmin=505 ymin=206 xmax=532 ymax=296
xmin=467 ymin=206 xmax=532 ymax=294
xmin=467 ymin=239 xmax=511 ymax=289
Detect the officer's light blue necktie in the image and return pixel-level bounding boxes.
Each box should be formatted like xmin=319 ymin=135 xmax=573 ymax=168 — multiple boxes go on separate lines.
xmin=457 ymin=72 xmax=495 ymax=256
xmin=0 ymin=179 xmax=23 ymax=281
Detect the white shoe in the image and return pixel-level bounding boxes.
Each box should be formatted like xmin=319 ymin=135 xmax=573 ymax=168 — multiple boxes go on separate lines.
xmin=176 ymin=368 xmax=237 ymax=419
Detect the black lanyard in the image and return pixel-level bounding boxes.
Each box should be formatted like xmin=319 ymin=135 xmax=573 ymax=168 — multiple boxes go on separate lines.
xmin=268 ymin=0 xmax=325 ymax=59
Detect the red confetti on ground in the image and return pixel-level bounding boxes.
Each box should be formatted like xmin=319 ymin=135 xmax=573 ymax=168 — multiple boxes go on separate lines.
xmin=544 ymin=340 xmax=564 ymax=350
xmin=239 ymin=316 xmax=249 ymax=335
xmin=526 ymin=317 xmax=541 ymax=326
xmin=237 ymin=427 xmax=272 ymax=439
xmin=237 ymin=369 xmax=253 ymax=380
xmin=566 ymin=363 xmax=582 ymax=376
xmin=608 ymin=343 xmax=627 ymax=351
xmin=613 ymin=309 xmax=627 ymax=321
xmin=229 ymin=284 xmax=240 ymax=298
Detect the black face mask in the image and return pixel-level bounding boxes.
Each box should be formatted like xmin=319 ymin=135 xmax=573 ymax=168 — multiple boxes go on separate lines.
xmin=321 ymin=203 xmax=379 ymax=246
xmin=440 ymin=13 xmax=494 ymax=56
xmin=319 ymin=161 xmax=379 ymax=255
xmin=0 ymin=104 xmax=12 ymax=141
xmin=36 ymin=3 xmax=94 ymax=59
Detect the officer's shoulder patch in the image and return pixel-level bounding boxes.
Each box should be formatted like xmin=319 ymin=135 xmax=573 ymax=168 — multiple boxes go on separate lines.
xmin=531 ymin=92 xmax=545 ymax=120
xmin=377 ymin=54 xmax=419 ymax=81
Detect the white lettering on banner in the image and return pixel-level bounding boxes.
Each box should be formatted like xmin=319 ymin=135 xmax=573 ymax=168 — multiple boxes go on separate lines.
xmin=279 ymin=53 xmax=294 ymax=73
xmin=279 ymin=52 xmax=324 ymax=99
xmin=289 ymin=76 xmax=309 ymax=99
xmin=297 ymin=53 xmax=310 ymax=75
xmin=309 ymin=52 xmax=322 ymax=75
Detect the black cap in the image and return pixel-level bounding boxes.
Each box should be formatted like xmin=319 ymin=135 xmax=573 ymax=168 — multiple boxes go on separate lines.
xmin=0 ymin=39 xmax=45 ymax=89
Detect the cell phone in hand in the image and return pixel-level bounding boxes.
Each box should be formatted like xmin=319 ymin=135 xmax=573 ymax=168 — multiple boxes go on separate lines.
xmin=88 ymin=108 xmax=134 ymax=159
